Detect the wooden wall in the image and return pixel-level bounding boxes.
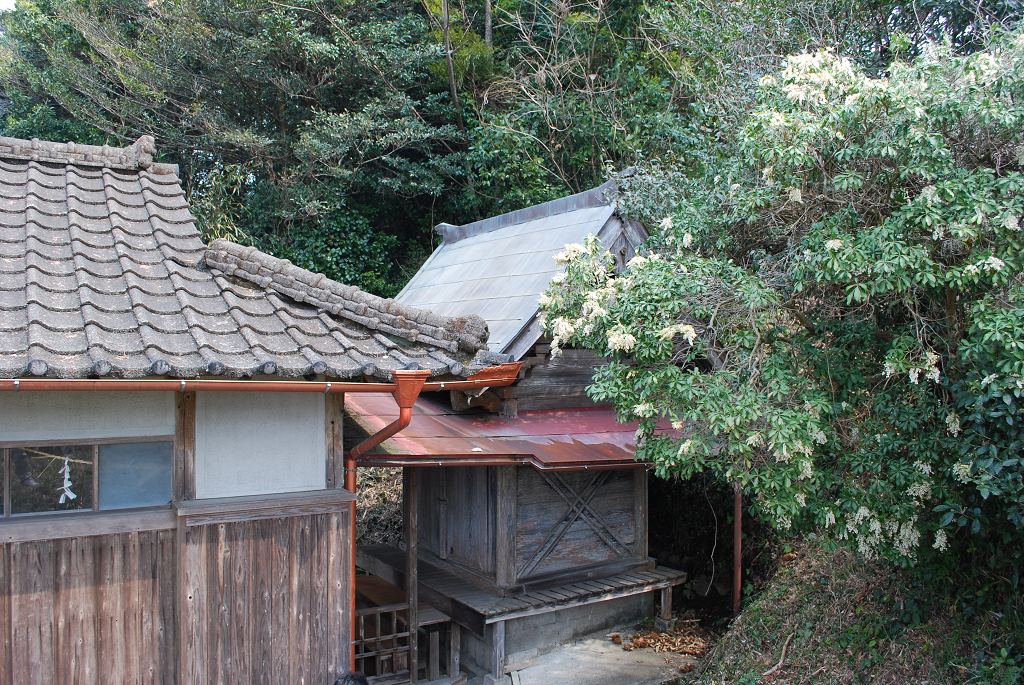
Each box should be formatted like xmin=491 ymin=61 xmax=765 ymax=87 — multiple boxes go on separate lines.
xmin=515 ymin=468 xmax=637 ymax=583
xmin=0 ymin=490 xmax=354 ymax=685
xmin=415 ymin=465 xmax=648 ymax=592
xmin=0 ymin=529 xmax=177 ymax=685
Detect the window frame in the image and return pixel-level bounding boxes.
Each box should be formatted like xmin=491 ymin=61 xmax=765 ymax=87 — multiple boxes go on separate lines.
xmin=0 ymin=434 xmax=176 ymax=520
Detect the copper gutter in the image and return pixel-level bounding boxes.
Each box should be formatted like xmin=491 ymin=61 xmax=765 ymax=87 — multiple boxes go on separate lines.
xmin=0 ymin=370 xmax=519 ymax=394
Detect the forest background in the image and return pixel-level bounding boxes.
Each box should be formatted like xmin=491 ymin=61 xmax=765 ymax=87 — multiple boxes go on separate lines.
xmin=2 ymin=0 xmax=1024 ymax=681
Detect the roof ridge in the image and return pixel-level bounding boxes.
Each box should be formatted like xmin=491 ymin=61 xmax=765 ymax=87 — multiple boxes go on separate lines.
xmin=0 ymin=135 xmax=157 ymax=171
xmin=204 ymin=239 xmax=491 ymax=354
xmin=434 ymin=178 xmax=619 ymax=244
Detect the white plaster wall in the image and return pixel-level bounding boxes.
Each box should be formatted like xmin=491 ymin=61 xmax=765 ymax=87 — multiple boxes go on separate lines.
xmin=194 ymin=392 xmax=325 ymax=499
xmin=0 ymin=392 xmax=175 ymax=443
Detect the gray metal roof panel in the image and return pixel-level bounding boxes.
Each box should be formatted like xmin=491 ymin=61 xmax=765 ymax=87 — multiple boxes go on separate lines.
xmin=397 ymin=203 xmax=615 ymax=353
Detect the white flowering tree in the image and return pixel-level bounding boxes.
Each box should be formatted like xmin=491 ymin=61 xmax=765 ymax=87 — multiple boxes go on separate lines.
xmin=539 ymin=35 xmax=1024 ymax=565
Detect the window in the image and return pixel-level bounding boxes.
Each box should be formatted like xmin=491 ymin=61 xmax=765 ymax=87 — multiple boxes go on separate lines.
xmin=1 ymin=441 xmax=173 ymax=517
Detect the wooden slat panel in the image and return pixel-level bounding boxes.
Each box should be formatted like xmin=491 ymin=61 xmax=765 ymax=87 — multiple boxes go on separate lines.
xmin=252 ymin=518 xmax=273 ymax=685
xmin=0 ymin=546 xmax=10 ymax=684
xmin=270 ymin=517 xmax=290 ymax=684
xmin=308 ymin=514 xmax=328 ymax=681
xmin=231 ymin=520 xmax=251 ymax=685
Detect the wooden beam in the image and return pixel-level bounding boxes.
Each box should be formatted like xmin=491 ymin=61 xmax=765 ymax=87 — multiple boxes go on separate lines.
xmin=405 ymin=467 xmax=420 ymax=683
xmin=172 ymin=489 xmax=355 ymax=527
xmin=0 ymin=508 xmax=175 ymax=543
xmin=174 ymin=391 xmax=196 ymax=501
xmin=325 ymin=393 xmax=345 ymax=490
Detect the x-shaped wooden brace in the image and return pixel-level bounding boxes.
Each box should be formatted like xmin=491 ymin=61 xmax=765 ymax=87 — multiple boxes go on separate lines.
xmin=518 ymin=470 xmax=633 ymax=579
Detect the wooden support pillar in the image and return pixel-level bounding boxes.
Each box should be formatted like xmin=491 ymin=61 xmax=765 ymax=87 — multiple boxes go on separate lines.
xmin=448 ymin=622 xmax=460 ymax=678
xmin=405 ymin=466 xmax=420 ymax=683
xmin=660 ymin=586 xmax=673 ymax=621
xmin=494 ymin=466 xmax=516 ymax=589
xmin=429 ymin=630 xmax=440 ymax=681
xmin=491 ymin=620 xmax=505 ymax=679
xmin=174 ymin=390 xmax=196 ymax=501
xmin=326 ymin=392 xmax=345 ymax=490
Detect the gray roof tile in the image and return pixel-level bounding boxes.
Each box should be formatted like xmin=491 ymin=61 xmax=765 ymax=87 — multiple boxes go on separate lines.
xmin=0 ymin=135 xmax=498 ymax=379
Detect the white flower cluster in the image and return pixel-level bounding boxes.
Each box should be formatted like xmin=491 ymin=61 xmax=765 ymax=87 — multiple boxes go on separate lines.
xmin=946 ymin=412 xmax=961 ymax=437
xmin=888 ymin=516 xmax=921 ymax=557
xmin=678 ymin=439 xmax=693 ymax=456
xmin=551 ymin=317 xmax=576 ymax=340
xmin=581 ymin=287 xmax=614 ymax=321
xmin=825 ymin=239 xmax=843 ymax=251
xmin=824 ymin=510 xmax=836 ymax=528
xmin=952 ymin=461 xmax=973 ymax=483
xmin=933 ymin=529 xmax=949 ymax=552
xmin=554 ymin=243 xmax=586 ymax=265
xmin=657 ymin=322 xmax=698 ymax=344
xmin=799 ymin=460 xmax=813 ymax=480
xmin=633 ymin=403 xmax=654 ymax=418
xmin=914 ymin=460 xmax=933 ymax=475
xmin=795 ymin=492 xmax=806 ymax=507
xmin=919 ymin=185 xmax=939 ymax=205
xmin=1002 ymin=214 xmax=1019 ymax=231
xmin=964 ymin=256 xmax=1005 ymax=274
xmin=841 ymin=507 xmax=922 ymax=559
xmin=780 ymin=50 xmax=857 ymax=106
xmin=607 ymin=325 xmax=637 ymax=352
xmin=906 ymin=482 xmax=932 ymax=500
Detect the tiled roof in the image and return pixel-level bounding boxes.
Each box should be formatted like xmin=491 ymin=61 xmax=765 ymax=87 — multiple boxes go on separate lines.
xmin=0 ymin=135 xmax=498 ymax=380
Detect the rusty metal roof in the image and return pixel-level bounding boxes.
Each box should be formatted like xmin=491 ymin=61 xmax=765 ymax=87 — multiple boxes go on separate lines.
xmin=346 ymin=392 xmax=664 ymax=470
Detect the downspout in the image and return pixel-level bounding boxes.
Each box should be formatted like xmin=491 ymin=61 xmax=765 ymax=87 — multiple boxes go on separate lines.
xmin=733 ymin=482 xmax=742 ymax=615
xmin=343 ymin=368 xmax=432 ymax=670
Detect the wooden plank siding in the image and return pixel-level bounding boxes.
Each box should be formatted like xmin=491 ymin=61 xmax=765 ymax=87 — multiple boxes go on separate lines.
xmin=177 ymin=501 xmax=354 ymax=685
xmin=0 ymin=492 xmax=354 ymax=684
xmin=1 ymin=530 xmax=176 ymax=684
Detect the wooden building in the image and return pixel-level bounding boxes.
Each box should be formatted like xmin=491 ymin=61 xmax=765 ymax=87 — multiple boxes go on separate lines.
xmin=0 ymin=135 xmax=516 ymax=685
xmin=346 ymin=181 xmax=686 ymax=683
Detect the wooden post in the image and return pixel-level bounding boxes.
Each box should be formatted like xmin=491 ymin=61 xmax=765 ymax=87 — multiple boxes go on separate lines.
xmin=633 ymin=467 xmax=648 ymax=559
xmin=733 ymin=482 xmax=742 ymax=615
xmin=325 ymin=393 xmax=345 ymax=490
xmin=174 ymin=390 xmax=196 ymax=501
xmin=448 ymin=622 xmax=460 ymax=678
xmin=405 ymin=467 xmax=419 ymax=683
xmin=660 ymin=586 xmax=673 ymax=621
xmin=494 ymin=466 xmax=516 ymax=588
xmin=491 ymin=621 xmax=505 ymax=679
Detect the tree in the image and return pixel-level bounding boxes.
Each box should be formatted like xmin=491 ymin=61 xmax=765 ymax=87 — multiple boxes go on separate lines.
xmin=539 ymin=33 xmax=1024 ymax=566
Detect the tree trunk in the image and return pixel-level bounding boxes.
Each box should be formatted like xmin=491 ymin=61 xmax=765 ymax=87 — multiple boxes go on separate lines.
xmin=484 ymin=0 xmax=492 ymax=46
xmin=442 ymin=0 xmax=465 ymax=133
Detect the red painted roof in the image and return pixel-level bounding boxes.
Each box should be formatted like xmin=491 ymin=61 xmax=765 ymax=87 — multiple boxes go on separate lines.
xmin=346 ymin=393 xmax=661 ymax=470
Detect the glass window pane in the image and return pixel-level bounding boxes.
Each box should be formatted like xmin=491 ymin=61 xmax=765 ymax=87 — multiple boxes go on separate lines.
xmin=98 ymin=442 xmax=172 ymax=511
xmin=10 ymin=445 xmax=94 ymax=514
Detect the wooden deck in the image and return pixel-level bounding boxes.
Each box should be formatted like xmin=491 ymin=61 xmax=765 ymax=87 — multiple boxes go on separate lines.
xmin=357 ymin=544 xmax=687 ymax=636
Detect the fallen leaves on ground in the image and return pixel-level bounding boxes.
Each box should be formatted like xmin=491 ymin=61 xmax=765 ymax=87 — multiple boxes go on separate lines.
xmin=620 ymin=622 xmax=712 ymax=657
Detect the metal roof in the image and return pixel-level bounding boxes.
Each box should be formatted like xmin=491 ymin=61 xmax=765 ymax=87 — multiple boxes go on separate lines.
xmin=0 ymin=135 xmax=499 ymax=380
xmin=395 ymin=181 xmax=621 ymax=357
xmin=346 ymin=392 xmax=676 ymax=470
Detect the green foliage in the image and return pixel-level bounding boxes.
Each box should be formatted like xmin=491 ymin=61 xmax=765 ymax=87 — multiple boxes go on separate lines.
xmin=0 ymin=0 xmax=461 ymax=294
xmin=540 ymin=34 xmax=1024 ymax=575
